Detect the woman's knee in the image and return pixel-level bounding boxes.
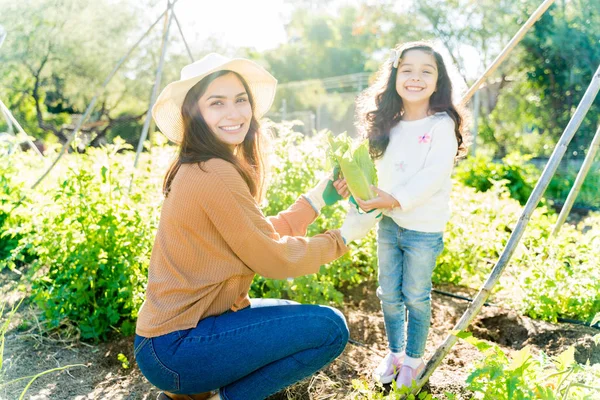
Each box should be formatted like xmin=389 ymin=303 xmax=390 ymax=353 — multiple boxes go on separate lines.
xmin=314 ymin=305 xmax=349 ymax=347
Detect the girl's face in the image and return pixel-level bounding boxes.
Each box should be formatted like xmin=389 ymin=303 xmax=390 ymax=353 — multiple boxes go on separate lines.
xmin=395 ymin=49 xmax=438 ymax=106
xmin=198 ymin=73 xmax=253 ymax=149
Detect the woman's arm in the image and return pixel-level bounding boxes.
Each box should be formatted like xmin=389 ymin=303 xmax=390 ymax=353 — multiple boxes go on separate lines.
xmin=266 ymin=197 xmax=318 ymax=237
xmin=186 ymin=159 xmax=348 ymax=280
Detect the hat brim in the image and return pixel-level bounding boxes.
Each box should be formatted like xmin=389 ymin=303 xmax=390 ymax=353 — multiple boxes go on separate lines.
xmin=152 ymin=58 xmax=277 ymax=144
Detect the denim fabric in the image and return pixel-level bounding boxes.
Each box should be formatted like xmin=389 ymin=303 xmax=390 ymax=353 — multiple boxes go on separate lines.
xmin=376 ymin=216 xmax=444 ymax=358
xmin=134 ymin=298 xmax=349 ymax=399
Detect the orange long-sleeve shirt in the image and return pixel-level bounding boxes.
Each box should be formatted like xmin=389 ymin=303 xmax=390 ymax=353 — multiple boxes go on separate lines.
xmin=136 ymin=158 xmax=348 ymax=338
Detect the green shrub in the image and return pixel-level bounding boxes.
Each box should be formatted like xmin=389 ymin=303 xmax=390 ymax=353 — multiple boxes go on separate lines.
xmin=454 ymin=331 xmax=600 ymax=400
xmin=454 ymin=153 xmax=540 ymax=205
xmin=2 ymin=124 xmax=599 ymax=342
xmin=546 ymin=165 xmax=600 ymax=209
xmin=7 ymin=141 xmax=161 ymax=341
xmin=0 ymin=157 xmax=36 ymax=269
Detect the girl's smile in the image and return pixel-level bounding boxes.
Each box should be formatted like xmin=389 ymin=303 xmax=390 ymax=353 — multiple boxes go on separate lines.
xmin=395 ymin=49 xmax=438 ymax=109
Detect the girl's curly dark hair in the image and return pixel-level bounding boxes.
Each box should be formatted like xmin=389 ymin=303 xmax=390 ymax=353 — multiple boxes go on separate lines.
xmin=356 ymin=41 xmax=469 ymax=161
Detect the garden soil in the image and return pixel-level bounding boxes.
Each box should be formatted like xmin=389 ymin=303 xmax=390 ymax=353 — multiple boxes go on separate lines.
xmin=1 ymin=270 xmax=598 ymax=400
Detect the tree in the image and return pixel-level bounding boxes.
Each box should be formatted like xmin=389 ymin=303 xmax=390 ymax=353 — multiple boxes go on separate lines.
xmin=0 ymin=0 xmax=188 ymax=146
xmin=518 ymin=0 xmax=600 ymax=156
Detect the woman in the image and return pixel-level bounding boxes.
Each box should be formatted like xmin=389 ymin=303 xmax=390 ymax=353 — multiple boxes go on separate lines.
xmin=134 ymin=53 xmax=380 ymax=400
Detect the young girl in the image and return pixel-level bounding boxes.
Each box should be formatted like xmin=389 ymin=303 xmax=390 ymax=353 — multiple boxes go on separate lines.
xmin=134 ymin=53 xmax=380 ymax=400
xmin=354 ymin=42 xmax=468 ymax=389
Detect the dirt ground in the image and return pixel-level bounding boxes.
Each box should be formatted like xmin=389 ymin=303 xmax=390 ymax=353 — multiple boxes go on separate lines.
xmin=1 ymin=269 xmax=598 ymax=400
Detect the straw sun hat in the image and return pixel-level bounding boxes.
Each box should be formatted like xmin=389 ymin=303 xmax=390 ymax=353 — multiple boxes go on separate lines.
xmin=152 ymin=53 xmax=277 ymax=144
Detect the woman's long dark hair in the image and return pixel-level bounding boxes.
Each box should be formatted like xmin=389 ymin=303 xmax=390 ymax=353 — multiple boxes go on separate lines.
xmin=163 ymin=70 xmax=267 ymax=200
xmin=356 ymin=41 xmax=469 ymax=160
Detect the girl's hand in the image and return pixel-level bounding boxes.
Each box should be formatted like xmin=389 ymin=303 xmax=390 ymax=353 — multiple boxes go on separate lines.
xmin=333 ymin=178 xmax=350 ymax=198
xmin=354 ymin=186 xmax=400 ymax=212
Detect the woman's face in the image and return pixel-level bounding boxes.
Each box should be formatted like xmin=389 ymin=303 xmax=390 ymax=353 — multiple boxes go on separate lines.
xmin=198 ymin=73 xmax=253 ymax=149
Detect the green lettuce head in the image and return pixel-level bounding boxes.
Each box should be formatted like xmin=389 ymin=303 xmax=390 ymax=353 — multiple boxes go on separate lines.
xmin=327 ymin=132 xmax=378 ymax=201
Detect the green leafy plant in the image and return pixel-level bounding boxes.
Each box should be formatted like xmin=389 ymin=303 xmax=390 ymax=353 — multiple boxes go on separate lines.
xmin=117 ymin=353 xmax=129 ymax=369
xmin=351 ymin=377 xmax=439 ymax=399
xmin=6 ymin=140 xmax=161 ymax=341
xmin=453 ymin=330 xmax=600 ymax=399
xmin=454 ymin=153 xmax=540 ymax=205
xmin=328 ymin=131 xmax=378 ymax=201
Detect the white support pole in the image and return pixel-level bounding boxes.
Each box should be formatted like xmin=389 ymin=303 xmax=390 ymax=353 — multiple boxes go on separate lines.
xmin=129 ymin=0 xmax=174 ymax=193
xmin=0 ymin=100 xmax=44 ymax=158
xmin=172 ymin=9 xmax=194 ymax=63
xmin=1 ymin=102 xmax=14 ymax=135
xmin=28 ymin=0 xmax=181 ymax=192
xmin=0 ymin=24 xmax=43 ymax=158
xmin=412 ymin=64 xmax=600 ymax=396
xmin=471 ymin=90 xmax=480 ymax=155
xmin=552 ymin=123 xmax=600 ymax=235
xmin=0 ymin=24 xmax=6 ymax=49
xmin=459 ymin=0 xmax=556 ymax=107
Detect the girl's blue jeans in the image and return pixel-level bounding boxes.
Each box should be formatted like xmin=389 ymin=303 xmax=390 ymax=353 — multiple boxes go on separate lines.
xmin=134 ymin=298 xmax=349 ymax=399
xmin=377 ymin=216 xmax=444 ymax=358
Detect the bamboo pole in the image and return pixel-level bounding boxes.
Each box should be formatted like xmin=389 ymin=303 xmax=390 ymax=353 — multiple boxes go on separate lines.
xmin=0 ymin=100 xmax=44 ymax=158
xmin=28 ymin=0 xmax=181 ymax=192
xmin=459 ymin=0 xmax=556 ymax=107
xmin=0 ymin=24 xmax=6 ymax=49
xmin=470 ymin=90 xmax=480 ymax=155
xmin=413 ymin=64 xmax=600 ymax=396
xmin=129 ymin=0 xmax=174 ymax=192
xmin=1 ymin=104 xmax=13 ymax=134
xmin=551 ymin=123 xmax=600 ymax=236
xmin=0 ymin=25 xmax=43 ymax=158
xmin=173 ymin=9 xmax=195 ymax=63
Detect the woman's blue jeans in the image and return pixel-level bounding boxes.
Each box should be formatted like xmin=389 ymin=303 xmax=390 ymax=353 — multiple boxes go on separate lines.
xmin=134 ymin=299 xmax=349 ymax=399
xmin=377 ymin=216 xmax=444 ymax=358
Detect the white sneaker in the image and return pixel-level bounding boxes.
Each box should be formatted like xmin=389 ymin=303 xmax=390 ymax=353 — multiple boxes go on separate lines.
xmin=373 ymin=352 xmax=405 ymax=384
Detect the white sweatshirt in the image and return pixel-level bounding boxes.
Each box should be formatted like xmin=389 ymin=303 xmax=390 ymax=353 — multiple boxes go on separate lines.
xmin=377 ymin=112 xmax=458 ymax=233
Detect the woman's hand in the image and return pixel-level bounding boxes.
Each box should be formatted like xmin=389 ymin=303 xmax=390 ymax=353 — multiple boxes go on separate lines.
xmin=339 ymin=204 xmax=382 ymax=244
xmin=304 ymin=167 xmax=346 ymax=213
xmin=354 ymin=186 xmax=400 ymax=212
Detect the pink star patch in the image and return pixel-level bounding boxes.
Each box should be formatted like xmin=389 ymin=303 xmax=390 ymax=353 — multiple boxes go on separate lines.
xmin=395 ymin=161 xmax=407 ymax=171
xmin=418 ymin=133 xmax=431 ymax=144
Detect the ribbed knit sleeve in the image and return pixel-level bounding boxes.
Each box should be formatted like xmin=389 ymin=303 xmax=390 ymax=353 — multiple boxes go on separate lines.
xmin=267 ymin=197 xmax=318 ymax=237
xmin=186 ymin=159 xmax=348 ymax=279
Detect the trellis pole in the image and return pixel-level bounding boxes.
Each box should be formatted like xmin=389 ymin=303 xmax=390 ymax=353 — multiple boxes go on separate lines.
xmin=173 ymin=9 xmax=195 ymax=63
xmin=0 ymin=25 xmax=44 ymax=158
xmin=0 ymin=24 xmax=6 ymax=48
xmin=129 ymin=1 xmax=196 ymax=192
xmin=130 ymin=0 xmax=175 ymax=191
xmin=413 ymin=64 xmax=600 ymax=396
xmin=27 ymin=0 xmax=181 ymax=193
xmin=551 ymin=123 xmax=600 ymax=236
xmin=0 ymin=100 xmax=44 ymax=159
xmin=459 ymin=0 xmax=556 ymax=107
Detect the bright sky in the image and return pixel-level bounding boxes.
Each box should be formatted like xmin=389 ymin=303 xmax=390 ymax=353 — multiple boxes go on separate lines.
xmin=172 ymin=0 xmax=291 ymax=51
xmin=147 ymin=0 xmax=482 ymax=81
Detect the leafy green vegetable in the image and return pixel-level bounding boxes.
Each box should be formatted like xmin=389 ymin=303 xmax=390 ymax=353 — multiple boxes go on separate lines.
xmin=327 ymin=132 xmax=377 ymax=201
